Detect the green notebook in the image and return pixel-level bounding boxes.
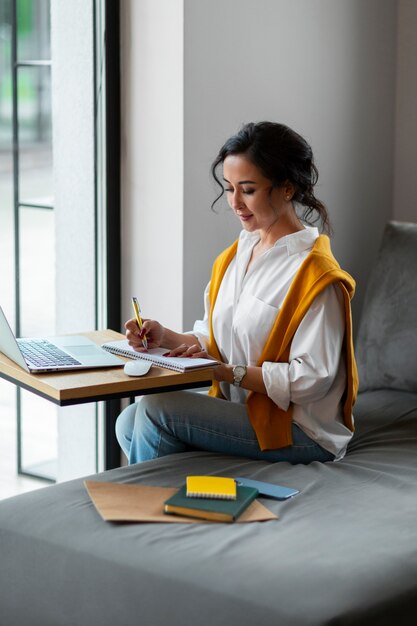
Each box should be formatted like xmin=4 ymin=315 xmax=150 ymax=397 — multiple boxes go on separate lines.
xmin=164 ymin=485 xmax=258 ymax=522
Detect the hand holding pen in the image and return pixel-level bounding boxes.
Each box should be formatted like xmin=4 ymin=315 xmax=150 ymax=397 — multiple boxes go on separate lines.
xmin=131 ymin=297 xmax=148 ymax=350
xmin=125 ymin=315 xmax=164 ymax=351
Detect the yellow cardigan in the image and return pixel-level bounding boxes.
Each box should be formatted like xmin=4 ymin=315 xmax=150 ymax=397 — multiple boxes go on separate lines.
xmin=207 ymin=234 xmax=358 ymax=450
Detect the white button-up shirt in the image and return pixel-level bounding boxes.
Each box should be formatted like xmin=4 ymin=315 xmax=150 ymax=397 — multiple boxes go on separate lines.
xmin=193 ymin=227 xmax=354 ymax=460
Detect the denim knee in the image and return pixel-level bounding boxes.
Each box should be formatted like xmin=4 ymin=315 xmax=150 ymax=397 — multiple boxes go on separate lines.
xmin=139 ymin=392 xmax=180 ymax=425
xmin=115 ymin=402 xmax=137 ymax=449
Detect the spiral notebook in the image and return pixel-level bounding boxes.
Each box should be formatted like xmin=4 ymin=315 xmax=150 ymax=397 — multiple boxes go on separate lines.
xmin=101 ymin=339 xmax=217 ymax=373
xmin=186 ymin=476 xmax=237 ymax=500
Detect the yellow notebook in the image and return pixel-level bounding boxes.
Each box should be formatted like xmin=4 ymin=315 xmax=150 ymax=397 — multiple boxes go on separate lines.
xmin=186 ymin=476 xmax=237 ymax=500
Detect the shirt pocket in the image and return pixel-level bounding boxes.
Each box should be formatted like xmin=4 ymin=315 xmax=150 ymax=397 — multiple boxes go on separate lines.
xmin=233 ymin=294 xmax=279 ymax=362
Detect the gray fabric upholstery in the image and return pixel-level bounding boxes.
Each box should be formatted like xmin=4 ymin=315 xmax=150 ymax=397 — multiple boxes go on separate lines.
xmin=355 ymin=220 xmax=417 ymax=392
xmin=0 ymin=390 xmax=417 ymax=626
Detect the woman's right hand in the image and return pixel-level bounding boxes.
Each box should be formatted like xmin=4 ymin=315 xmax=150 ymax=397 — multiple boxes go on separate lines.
xmin=125 ymin=318 xmax=164 ymax=351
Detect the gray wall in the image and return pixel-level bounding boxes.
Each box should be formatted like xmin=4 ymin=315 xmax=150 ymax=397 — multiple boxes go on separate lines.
xmin=183 ymin=0 xmax=396 ymax=328
xmin=121 ymin=0 xmax=402 ymax=333
xmin=394 ymin=0 xmax=417 ymax=222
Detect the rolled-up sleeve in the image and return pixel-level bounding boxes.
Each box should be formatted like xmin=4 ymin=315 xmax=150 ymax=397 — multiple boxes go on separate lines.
xmin=262 ymin=284 xmax=345 ymax=410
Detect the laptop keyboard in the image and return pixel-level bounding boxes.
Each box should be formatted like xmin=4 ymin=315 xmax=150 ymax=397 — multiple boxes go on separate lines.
xmin=18 ymin=339 xmax=81 ymax=368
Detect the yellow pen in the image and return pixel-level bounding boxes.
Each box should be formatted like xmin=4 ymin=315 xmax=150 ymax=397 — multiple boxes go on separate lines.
xmin=132 ymin=296 xmax=148 ymax=350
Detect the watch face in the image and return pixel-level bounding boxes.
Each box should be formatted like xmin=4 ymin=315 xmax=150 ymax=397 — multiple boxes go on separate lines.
xmin=233 ymin=365 xmax=247 ymax=385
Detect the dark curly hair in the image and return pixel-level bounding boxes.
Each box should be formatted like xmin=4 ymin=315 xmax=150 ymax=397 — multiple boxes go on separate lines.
xmin=211 ymin=121 xmax=331 ymax=234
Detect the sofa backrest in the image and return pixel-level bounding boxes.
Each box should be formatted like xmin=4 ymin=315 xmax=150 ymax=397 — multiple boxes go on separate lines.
xmin=355 ymin=220 xmax=417 ymax=393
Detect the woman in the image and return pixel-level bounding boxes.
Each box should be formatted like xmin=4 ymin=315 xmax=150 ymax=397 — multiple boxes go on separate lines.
xmin=116 ymin=121 xmax=358 ymax=465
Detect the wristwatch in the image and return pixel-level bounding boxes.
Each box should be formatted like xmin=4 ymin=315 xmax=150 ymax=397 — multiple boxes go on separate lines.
xmin=232 ymin=365 xmax=247 ymax=387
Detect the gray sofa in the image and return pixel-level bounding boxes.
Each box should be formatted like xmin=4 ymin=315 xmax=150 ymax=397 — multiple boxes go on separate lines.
xmin=0 ymin=221 xmax=416 ymax=626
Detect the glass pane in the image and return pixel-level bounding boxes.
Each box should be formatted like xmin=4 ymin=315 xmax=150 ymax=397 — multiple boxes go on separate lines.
xmin=19 ymin=205 xmax=57 ymax=480
xmin=0 ymin=150 xmax=15 ymax=323
xmin=0 ymin=378 xmax=19 ymax=499
xmin=0 ymin=0 xmax=15 ymax=319
xmin=0 ymin=3 xmax=12 ymax=139
xmin=16 ymin=1 xmax=56 ymax=482
xmin=0 ymin=1 xmax=19 ymax=496
xmin=20 ymin=390 xmax=57 ymax=480
xmin=18 ymin=65 xmax=53 ymax=205
xmin=17 ymin=0 xmax=50 ymax=61
xmin=19 ymin=206 xmax=55 ymax=336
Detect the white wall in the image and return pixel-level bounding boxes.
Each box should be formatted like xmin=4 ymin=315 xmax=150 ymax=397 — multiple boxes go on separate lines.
xmin=121 ymin=0 xmax=398 ymax=331
xmin=52 ymin=2 xmax=96 ymax=336
xmin=394 ymin=0 xmax=417 ymax=222
xmin=120 ymin=0 xmax=184 ymax=330
xmin=51 ymin=0 xmax=97 ymax=481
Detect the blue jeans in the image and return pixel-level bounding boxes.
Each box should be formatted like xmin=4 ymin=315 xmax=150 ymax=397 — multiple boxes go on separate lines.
xmin=116 ymin=391 xmax=334 ymax=465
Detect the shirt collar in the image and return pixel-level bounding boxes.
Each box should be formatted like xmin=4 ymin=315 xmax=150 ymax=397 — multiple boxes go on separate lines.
xmin=240 ymin=226 xmax=319 ymax=256
xmin=279 ymin=226 xmax=319 ymax=255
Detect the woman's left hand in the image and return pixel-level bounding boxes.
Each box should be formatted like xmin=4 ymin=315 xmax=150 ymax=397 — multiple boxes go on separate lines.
xmin=164 ymin=343 xmax=232 ymax=383
xmin=164 ymin=343 xmax=207 ymax=358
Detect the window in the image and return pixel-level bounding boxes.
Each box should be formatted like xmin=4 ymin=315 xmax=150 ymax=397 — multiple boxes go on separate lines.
xmin=0 ymin=0 xmax=56 ymax=483
xmin=0 ymin=0 xmax=121 ymax=494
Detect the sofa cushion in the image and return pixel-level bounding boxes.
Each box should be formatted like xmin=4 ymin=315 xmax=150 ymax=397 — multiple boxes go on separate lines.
xmin=355 ymin=221 xmax=417 ymax=392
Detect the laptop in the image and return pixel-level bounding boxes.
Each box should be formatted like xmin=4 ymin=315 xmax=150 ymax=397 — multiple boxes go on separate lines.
xmin=0 ymin=305 xmax=124 ymax=373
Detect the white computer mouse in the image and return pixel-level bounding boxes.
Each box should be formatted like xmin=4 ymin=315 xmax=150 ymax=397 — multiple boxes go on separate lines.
xmin=123 ymin=360 xmax=152 ymax=377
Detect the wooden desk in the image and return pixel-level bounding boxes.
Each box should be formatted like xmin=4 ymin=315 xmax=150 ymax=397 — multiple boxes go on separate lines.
xmin=0 ymin=329 xmax=214 ymax=406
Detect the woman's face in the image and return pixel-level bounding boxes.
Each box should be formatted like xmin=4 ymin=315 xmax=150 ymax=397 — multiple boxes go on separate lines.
xmin=223 ymin=154 xmax=291 ymax=234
